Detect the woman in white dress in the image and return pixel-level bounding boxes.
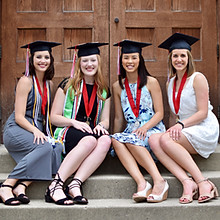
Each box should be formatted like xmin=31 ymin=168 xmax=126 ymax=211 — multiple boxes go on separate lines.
xmin=149 ymin=33 xmax=219 ymax=204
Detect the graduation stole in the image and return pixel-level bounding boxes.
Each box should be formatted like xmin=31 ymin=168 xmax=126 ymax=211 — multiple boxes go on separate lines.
xmin=54 ymin=80 xmax=107 ymax=149
xmin=31 ymin=76 xmax=53 ymax=137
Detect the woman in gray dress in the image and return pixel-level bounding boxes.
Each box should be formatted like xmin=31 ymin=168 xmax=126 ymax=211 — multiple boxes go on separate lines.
xmin=0 ymin=41 xmax=63 ymax=205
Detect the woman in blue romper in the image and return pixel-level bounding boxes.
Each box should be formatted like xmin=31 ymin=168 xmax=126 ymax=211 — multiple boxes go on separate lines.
xmin=111 ymin=40 xmax=168 ymax=203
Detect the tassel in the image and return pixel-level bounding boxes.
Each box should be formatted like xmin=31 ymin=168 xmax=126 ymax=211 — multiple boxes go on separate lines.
xmin=117 ymin=44 xmax=120 ymax=75
xmin=25 ymin=45 xmax=30 ymax=77
xmin=70 ymin=45 xmax=77 ymax=78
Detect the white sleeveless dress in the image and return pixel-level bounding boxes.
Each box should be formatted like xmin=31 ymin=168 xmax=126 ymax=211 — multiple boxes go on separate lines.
xmin=167 ymin=72 xmax=219 ymax=158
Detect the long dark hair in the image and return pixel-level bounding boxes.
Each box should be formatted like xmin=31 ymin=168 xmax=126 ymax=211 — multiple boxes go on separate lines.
xmin=118 ymin=53 xmax=151 ymax=89
xmin=28 ymin=51 xmax=55 ymax=81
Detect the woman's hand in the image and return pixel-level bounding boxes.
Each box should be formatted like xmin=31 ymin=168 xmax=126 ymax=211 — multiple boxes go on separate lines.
xmin=133 ymin=125 xmax=148 ymax=140
xmin=33 ymin=128 xmax=48 ymax=145
xmin=72 ymin=120 xmax=93 ymax=133
xmin=166 ymin=123 xmax=182 ymax=141
xmin=93 ymin=124 xmax=109 ymax=136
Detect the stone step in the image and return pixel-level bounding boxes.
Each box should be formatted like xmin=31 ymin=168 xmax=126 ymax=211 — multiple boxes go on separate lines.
xmin=1 ymin=171 xmax=220 ymax=200
xmin=0 ymin=198 xmax=220 ymax=220
xmin=1 ymin=144 xmax=220 ymax=174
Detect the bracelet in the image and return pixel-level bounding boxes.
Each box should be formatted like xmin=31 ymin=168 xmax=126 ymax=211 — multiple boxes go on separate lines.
xmin=98 ymin=123 xmax=106 ymax=129
xmin=176 ymin=121 xmax=184 ymax=129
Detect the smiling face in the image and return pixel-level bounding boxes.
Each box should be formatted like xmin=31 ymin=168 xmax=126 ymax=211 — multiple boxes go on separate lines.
xmin=171 ymin=49 xmax=188 ymax=73
xmin=122 ymin=52 xmax=140 ymax=74
xmin=80 ymin=54 xmax=98 ymax=82
xmin=33 ymin=51 xmax=51 ymax=74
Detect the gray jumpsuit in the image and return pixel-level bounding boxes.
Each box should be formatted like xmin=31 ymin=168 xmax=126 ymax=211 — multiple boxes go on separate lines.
xmin=3 ymin=84 xmax=63 ymax=180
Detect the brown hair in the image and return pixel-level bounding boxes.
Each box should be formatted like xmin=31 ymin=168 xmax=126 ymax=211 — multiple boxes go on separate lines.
xmin=168 ymin=50 xmax=196 ymax=78
xmin=28 ymin=51 xmax=55 ymax=81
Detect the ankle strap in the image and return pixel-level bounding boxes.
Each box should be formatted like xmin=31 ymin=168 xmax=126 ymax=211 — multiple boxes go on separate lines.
xmin=181 ymin=178 xmax=193 ymax=183
xmin=50 ymin=173 xmax=64 ymax=196
xmin=17 ymin=182 xmax=28 ymax=189
xmin=68 ymin=178 xmax=83 ymax=190
xmin=0 ymin=183 xmax=13 ymax=189
xmin=196 ymin=178 xmax=208 ymax=184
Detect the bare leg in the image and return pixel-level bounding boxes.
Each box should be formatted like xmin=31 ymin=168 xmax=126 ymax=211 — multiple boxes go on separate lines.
xmin=112 ymin=138 xmax=146 ymax=192
xmin=48 ymin=136 xmax=97 ymax=203
xmin=69 ymin=135 xmax=111 ymax=197
xmin=126 ymin=143 xmax=166 ymax=196
xmin=149 ymin=133 xmax=211 ymax=201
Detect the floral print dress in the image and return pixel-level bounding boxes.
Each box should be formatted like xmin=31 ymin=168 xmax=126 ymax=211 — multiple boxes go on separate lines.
xmin=111 ymin=81 xmax=166 ymax=158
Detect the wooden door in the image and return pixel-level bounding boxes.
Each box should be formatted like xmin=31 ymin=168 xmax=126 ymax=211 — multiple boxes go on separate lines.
xmin=0 ymin=0 xmax=109 ymax=129
xmin=110 ymin=0 xmax=218 ymax=127
xmin=0 ymin=0 xmax=219 ymax=134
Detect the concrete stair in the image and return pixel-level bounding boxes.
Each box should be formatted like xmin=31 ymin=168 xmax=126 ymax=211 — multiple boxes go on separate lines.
xmin=0 ymin=144 xmax=220 ymax=220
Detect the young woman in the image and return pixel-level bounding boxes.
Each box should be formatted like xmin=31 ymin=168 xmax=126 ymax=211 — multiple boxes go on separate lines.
xmin=149 ymin=33 xmax=219 ymax=204
xmin=1 ymin=41 xmax=63 ymax=205
xmin=45 ymin=42 xmax=111 ymax=205
xmin=111 ymin=40 xmax=168 ymax=203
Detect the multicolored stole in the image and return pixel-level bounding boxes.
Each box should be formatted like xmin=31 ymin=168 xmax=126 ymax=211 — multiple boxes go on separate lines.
xmin=31 ymin=76 xmax=54 ymax=140
xmin=54 ymin=80 xmax=107 ymax=153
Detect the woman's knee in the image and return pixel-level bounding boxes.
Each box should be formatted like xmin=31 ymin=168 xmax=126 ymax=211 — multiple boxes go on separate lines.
xmin=111 ymin=138 xmax=121 ymax=150
xmin=159 ymin=133 xmax=171 ymax=150
xmin=97 ymin=135 xmax=111 ymax=152
xmin=82 ymin=136 xmax=97 ymax=150
xmin=148 ymin=133 xmax=161 ymax=151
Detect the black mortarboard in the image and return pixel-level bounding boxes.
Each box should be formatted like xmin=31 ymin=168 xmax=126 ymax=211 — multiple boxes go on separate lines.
xmin=113 ymin=40 xmax=151 ymax=75
xmin=67 ymin=42 xmax=108 ymax=78
xmin=158 ymin=33 xmax=199 ymax=52
xmin=21 ymin=41 xmax=61 ymax=76
xmin=21 ymin=40 xmax=61 ymax=54
xmin=113 ymin=39 xmax=152 ymax=54
xmin=67 ymin=42 xmax=108 ymax=58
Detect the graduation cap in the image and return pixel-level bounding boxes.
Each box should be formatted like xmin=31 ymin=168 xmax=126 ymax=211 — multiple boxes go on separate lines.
xmin=113 ymin=39 xmax=152 ymax=54
xmin=113 ymin=40 xmax=151 ymax=75
xmin=68 ymin=42 xmax=108 ymax=58
xmin=21 ymin=40 xmax=61 ymax=77
xmin=21 ymin=40 xmax=61 ymax=54
xmin=158 ymin=33 xmax=199 ymax=52
xmin=67 ymin=42 xmax=108 ymax=78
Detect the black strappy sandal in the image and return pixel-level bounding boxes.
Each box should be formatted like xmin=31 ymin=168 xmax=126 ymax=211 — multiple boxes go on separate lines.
xmin=45 ymin=173 xmax=74 ymax=205
xmin=13 ymin=181 xmax=30 ymax=204
xmin=0 ymin=182 xmax=20 ymax=206
xmin=64 ymin=178 xmax=88 ymax=205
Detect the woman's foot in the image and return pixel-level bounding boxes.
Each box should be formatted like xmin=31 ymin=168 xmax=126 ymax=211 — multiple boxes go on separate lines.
xmin=132 ymin=181 xmax=152 ymax=202
xmin=0 ymin=182 xmax=20 ymax=205
xmin=13 ymin=182 xmax=30 ymax=204
xmin=197 ymin=178 xmax=219 ymax=203
xmin=147 ymin=179 xmax=169 ymax=203
xmin=65 ymin=178 xmax=88 ymax=205
xmin=45 ymin=173 xmax=74 ymax=205
xmin=179 ymin=178 xmax=198 ymax=204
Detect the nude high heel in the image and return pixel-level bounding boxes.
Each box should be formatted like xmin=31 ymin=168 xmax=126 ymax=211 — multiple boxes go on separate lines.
xmin=197 ymin=178 xmax=219 ymax=203
xmin=179 ymin=178 xmax=198 ymax=204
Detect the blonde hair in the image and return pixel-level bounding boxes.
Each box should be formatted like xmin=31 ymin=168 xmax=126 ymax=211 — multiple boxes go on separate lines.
xmin=168 ymin=50 xmax=196 ymax=78
xmin=64 ymin=55 xmax=108 ymax=101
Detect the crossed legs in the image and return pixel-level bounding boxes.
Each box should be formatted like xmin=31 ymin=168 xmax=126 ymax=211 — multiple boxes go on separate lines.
xmin=148 ymin=133 xmax=213 ymax=202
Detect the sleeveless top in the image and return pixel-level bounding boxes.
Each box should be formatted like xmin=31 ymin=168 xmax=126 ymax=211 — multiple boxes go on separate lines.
xmin=167 ymin=72 xmax=219 ymax=158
